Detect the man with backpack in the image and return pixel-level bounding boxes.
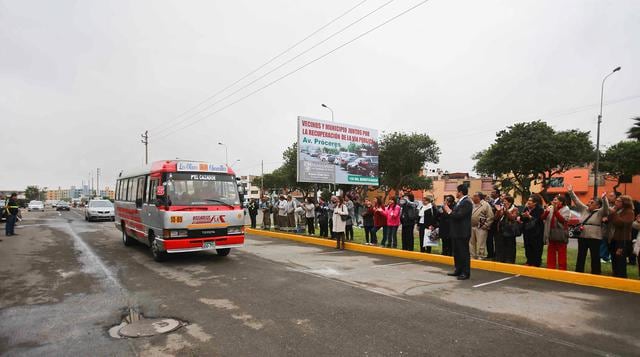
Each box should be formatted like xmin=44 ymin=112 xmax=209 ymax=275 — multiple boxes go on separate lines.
xmin=400 ymin=193 xmax=418 ymax=251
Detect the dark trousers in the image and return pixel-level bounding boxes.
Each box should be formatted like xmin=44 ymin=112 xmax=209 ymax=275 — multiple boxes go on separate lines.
xmin=335 ymin=232 xmax=345 ymax=249
xmin=494 ymin=233 xmax=505 ymax=262
xmin=600 ymin=239 xmax=611 ymax=261
xmin=383 ymin=226 xmax=398 ymax=247
xmin=486 ymin=227 xmax=497 ymax=258
xmin=319 ymin=219 xmax=328 ymax=237
xmin=5 ymin=214 xmax=16 ymax=235
xmin=452 ymin=235 xmax=471 ymax=276
xmin=364 ymin=226 xmax=374 ymax=243
xmin=329 ymin=219 xmax=335 ymax=238
xmin=523 ymin=232 xmax=544 ymax=267
xmin=576 ymin=238 xmax=601 ymax=274
xmin=371 ymin=226 xmax=382 ymax=244
xmin=503 ymin=236 xmax=516 ymax=264
xmin=401 ymin=223 xmax=415 ymax=251
xmin=249 ymin=214 xmax=257 ymax=229
xmin=418 ymin=224 xmax=432 ymax=253
xmin=345 ymin=224 xmax=354 ymax=241
xmin=441 ymin=235 xmax=451 ymax=256
xmin=611 ymin=240 xmax=628 ymax=278
xmin=306 ymin=217 xmax=315 ymax=235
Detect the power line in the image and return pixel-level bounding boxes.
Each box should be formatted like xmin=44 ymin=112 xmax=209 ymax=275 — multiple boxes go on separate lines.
xmin=155 ymin=0 xmax=433 ymax=140
xmin=148 ymin=0 xmax=371 ymax=135
xmin=152 ymin=0 xmax=396 ymax=137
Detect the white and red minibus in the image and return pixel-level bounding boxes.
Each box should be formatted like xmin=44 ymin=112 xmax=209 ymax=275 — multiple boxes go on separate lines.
xmin=114 ymin=160 xmax=245 ymax=261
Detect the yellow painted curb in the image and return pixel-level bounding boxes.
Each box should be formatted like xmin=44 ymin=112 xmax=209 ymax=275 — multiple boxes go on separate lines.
xmin=246 ymin=228 xmax=640 ymax=295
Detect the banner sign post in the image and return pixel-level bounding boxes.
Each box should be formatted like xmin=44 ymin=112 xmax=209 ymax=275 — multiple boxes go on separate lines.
xmin=297 ymin=116 xmax=379 ymax=185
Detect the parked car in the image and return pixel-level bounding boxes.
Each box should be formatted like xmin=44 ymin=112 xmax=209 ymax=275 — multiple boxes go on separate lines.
xmin=0 ymin=199 xmax=6 ymax=221
xmin=340 ymin=156 xmax=358 ymax=169
xmin=28 ymin=200 xmax=45 ymax=212
xmin=84 ymin=200 xmax=115 ymax=221
xmin=347 ymin=158 xmax=367 ymax=172
xmin=56 ymin=201 xmax=71 ymax=211
xmin=327 ymin=155 xmax=336 ymax=163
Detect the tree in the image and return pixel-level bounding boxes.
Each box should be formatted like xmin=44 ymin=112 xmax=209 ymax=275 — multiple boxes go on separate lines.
xmin=378 ymin=132 xmax=440 ymax=200
xmin=25 ymin=186 xmax=42 ymax=201
xmin=600 ymin=140 xmax=640 ymax=193
xmin=627 ymin=117 xmax=640 ymax=141
xmin=253 ymin=142 xmax=317 ymax=198
xmin=473 ymin=121 xmax=594 ymax=201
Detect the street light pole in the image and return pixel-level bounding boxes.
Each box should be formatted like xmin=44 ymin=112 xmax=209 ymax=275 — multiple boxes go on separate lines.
xmin=593 ymin=66 xmax=621 ymax=198
xmin=218 ymin=142 xmax=228 ymax=166
xmin=321 ymin=104 xmax=334 ymax=122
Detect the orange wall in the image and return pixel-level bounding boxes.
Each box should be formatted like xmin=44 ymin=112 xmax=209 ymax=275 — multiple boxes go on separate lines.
xmin=542 ymin=168 xmax=640 ymax=203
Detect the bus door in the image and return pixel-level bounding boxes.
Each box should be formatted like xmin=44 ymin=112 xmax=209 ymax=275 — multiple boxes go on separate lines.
xmin=141 ymin=174 xmax=162 ymax=238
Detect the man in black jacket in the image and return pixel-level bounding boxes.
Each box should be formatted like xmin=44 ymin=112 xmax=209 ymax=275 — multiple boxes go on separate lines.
xmin=5 ymin=193 xmax=19 ymax=237
xmin=247 ymin=198 xmax=259 ymax=229
xmin=443 ymin=185 xmax=473 ymax=280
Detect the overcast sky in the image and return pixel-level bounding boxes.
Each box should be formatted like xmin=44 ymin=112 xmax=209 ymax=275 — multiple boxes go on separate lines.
xmin=1 ymin=0 xmax=638 ymax=191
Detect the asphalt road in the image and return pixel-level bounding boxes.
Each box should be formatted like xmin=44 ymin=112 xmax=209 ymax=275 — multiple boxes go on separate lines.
xmin=1 ymin=209 xmax=639 ymax=356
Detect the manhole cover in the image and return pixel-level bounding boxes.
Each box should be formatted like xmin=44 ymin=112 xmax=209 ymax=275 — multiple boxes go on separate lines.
xmin=119 ymin=318 xmax=182 ymax=338
xmin=109 ymin=307 xmax=184 ymax=339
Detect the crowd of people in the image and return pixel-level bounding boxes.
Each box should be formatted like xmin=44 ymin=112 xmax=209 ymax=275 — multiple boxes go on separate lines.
xmin=246 ymin=186 xmax=640 ymax=279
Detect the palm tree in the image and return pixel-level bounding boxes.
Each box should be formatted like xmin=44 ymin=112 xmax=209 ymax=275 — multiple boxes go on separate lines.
xmin=627 ymin=117 xmax=640 ymax=141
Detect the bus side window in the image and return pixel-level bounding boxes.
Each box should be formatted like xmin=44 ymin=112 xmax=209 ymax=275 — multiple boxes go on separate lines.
xmin=135 ymin=176 xmax=145 ymax=208
xmin=148 ymin=179 xmax=158 ymax=205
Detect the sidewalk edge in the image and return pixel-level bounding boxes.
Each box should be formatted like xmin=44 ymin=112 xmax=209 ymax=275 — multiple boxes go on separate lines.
xmin=245 ymin=228 xmax=640 ymax=295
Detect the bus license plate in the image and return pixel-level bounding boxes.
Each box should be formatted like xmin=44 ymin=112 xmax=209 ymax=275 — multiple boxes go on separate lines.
xmin=203 ymin=241 xmax=215 ymax=249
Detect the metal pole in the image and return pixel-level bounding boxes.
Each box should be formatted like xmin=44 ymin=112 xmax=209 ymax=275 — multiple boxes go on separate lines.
xmin=141 ymin=130 xmax=149 ymax=165
xmin=261 ymin=160 xmax=264 ymax=197
xmin=593 ymin=67 xmax=621 ymax=198
xmin=96 ymin=168 xmax=100 ymax=199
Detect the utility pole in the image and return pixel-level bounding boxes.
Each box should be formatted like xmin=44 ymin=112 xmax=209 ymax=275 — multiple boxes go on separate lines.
xmin=96 ymin=168 xmax=101 ymax=199
xmin=141 ymin=130 xmax=149 ymax=165
xmin=593 ymin=66 xmax=621 ymax=198
xmin=261 ymin=160 xmax=264 ymax=198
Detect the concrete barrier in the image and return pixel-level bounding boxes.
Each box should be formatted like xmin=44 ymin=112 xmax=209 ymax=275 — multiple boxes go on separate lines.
xmin=246 ymin=228 xmax=640 ymax=294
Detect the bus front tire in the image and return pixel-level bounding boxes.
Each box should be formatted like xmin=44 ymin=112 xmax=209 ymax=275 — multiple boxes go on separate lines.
xmin=216 ymin=248 xmax=231 ymax=257
xmin=150 ymin=238 xmax=167 ymax=262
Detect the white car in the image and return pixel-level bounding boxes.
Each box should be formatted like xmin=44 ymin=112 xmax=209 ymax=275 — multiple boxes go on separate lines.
xmin=28 ymin=200 xmax=45 ymax=212
xmin=84 ymin=200 xmax=115 ymax=222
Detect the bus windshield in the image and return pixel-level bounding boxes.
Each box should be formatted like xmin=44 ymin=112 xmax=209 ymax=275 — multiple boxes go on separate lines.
xmin=166 ymin=172 xmax=240 ymax=206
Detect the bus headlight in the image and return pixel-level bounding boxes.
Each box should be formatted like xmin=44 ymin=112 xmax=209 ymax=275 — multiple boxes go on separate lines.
xmin=164 ymin=229 xmax=188 ymax=238
xmin=227 ymin=226 xmax=244 ymax=235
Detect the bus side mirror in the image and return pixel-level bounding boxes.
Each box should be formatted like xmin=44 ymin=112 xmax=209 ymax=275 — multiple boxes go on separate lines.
xmin=238 ymin=186 xmax=246 ymax=195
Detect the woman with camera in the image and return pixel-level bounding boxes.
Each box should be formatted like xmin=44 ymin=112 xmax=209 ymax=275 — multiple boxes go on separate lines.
xmin=495 ymin=195 xmax=519 ymax=263
xmin=567 ymin=185 xmax=609 ymax=275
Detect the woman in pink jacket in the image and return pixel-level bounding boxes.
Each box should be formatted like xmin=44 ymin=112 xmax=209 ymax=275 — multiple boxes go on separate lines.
xmin=383 ymin=198 xmax=401 ymax=248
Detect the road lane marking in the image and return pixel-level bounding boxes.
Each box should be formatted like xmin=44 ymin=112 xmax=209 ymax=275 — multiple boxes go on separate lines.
xmin=370 ymin=262 xmax=414 ymax=269
xmin=473 ymin=275 xmax=520 ymax=288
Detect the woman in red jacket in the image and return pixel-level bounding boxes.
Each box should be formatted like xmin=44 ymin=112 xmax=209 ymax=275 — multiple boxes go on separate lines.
xmin=608 ymin=195 xmax=635 ymax=278
xmin=383 ymin=198 xmax=401 ymax=248
xmin=372 ymin=197 xmax=387 ymax=246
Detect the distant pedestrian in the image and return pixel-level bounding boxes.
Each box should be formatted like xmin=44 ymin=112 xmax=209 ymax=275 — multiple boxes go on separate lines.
xmin=4 ymin=193 xmax=19 ymax=237
xmin=344 ymin=195 xmax=355 ymax=241
xmin=486 ymin=188 xmax=502 ymax=260
xmin=444 ymin=185 xmax=473 ymax=280
xmin=247 ymin=198 xmax=259 ymax=229
xmin=521 ymin=194 xmax=545 ymax=267
xmin=608 ymin=195 xmax=635 ymax=278
xmin=418 ymin=196 xmax=439 ymax=253
xmin=277 ymin=195 xmax=288 ymax=231
xmin=260 ymin=197 xmax=272 ymax=230
xmin=361 ymin=199 xmax=375 ymax=245
xmin=383 ymin=198 xmax=400 ymax=248
xmin=332 ymin=196 xmax=348 ymax=249
xmin=438 ymin=195 xmax=455 ymax=256
xmin=542 ymin=195 xmax=571 ymax=270
xmin=400 ymin=193 xmax=418 ymax=251
xmin=470 ymin=192 xmax=494 ymax=260
xmin=372 ymin=197 xmax=386 ymax=246
xmin=303 ymin=198 xmax=316 ymax=235
xmin=568 ymin=186 xmax=609 ymax=275
xmin=286 ymin=195 xmax=296 ymax=230
xmin=317 ymin=198 xmax=330 ymax=237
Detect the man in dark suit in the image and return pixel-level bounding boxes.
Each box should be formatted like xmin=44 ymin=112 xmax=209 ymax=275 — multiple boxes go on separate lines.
xmin=443 ymin=184 xmax=473 ymax=280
